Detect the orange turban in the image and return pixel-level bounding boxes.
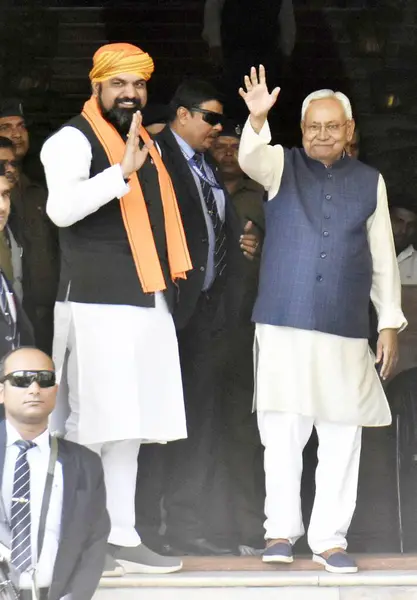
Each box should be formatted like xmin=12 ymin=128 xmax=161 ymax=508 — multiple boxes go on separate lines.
xmin=89 ymin=43 xmax=154 ymax=83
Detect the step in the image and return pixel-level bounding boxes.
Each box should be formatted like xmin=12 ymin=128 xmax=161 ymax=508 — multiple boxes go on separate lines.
xmin=90 ymin=555 xmax=417 ymax=600
xmin=93 ymin=571 xmax=417 ymax=599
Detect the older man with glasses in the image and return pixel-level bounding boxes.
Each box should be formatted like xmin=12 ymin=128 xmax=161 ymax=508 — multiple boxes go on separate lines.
xmin=238 ymin=66 xmax=406 ymax=573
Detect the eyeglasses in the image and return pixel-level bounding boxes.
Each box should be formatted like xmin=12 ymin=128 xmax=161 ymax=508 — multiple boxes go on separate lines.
xmin=0 ymin=159 xmax=19 ymax=168
xmin=0 ymin=370 xmax=56 ymax=388
xmin=191 ymin=107 xmax=225 ymax=127
xmin=304 ymin=122 xmax=348 ymax=137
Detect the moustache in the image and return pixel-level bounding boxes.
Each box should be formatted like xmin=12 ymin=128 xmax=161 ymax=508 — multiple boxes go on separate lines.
xmin=114 ymin=98 xmax=142 ymax=109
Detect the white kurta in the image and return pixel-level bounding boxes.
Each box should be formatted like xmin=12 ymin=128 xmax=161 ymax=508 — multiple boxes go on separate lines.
xmin=41 ymin=126 xmax=187 ymax=445
xmin=239 ymin=119 xmax=406 ymax=427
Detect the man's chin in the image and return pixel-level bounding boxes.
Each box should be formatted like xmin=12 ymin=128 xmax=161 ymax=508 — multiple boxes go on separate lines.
xmin=310 ymin=148 xmax=340 ymax=162
xmin=102 ymin=106 xmax=138 ymax=135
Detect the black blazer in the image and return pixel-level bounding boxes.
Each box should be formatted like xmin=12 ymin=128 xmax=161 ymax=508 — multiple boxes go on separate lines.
xmin=156 ymin=127 xmax=246 ymax=330
xmin=0 ymin=275 xmax=35 ymax=422
xmin=0 ymin=421 xmax=110 ymax=600
xmin=0 ymin=273 xmax=34 ymax=359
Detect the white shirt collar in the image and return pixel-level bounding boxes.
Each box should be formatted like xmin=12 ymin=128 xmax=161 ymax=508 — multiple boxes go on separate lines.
xmin=5 ymin=420 xmax=50 ymax=455
xmin=170 ymin=128 xmax=196 ymax=161
xmin=397 ymin=244 xmax=416 ymax=264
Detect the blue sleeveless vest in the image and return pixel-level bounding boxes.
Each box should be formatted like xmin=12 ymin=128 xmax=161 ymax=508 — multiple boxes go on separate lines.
xmin=252 ymin=148 xmax=379 ymax=338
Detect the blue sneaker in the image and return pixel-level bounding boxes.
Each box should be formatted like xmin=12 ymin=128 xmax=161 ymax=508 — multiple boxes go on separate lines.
xmin=262 ymin=541 xmax=293 ymax=564
xmin=312 ymin=550 xmax=358 ymax=573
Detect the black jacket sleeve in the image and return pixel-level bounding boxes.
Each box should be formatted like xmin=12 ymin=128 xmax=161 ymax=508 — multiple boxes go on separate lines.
xmin=66 ymin=456 xmax=110 ymax=600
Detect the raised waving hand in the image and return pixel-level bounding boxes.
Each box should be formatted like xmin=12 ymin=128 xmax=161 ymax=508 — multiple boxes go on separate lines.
xmin=121 ymin=111 xmax=154 ymax=180
xmin=239 ymin=65 xmax=280 ymax=132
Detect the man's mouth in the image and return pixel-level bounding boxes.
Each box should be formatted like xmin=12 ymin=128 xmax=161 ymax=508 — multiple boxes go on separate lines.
xmin=206 ymin=134 xmax=219 ymax=144
xmin=116 ymin=99 xmax=140 ymax=109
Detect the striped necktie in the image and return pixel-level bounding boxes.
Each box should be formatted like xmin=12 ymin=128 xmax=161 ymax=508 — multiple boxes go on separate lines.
xmin=0 ymin=274 xmax=11 ymax=326
xmin=0 ymin=273 xmax=17 ymax=348
xmin=10 ymin=440 xmax=36 ymax=573
xmin=193 ymin=153 xmax=227 ymax=279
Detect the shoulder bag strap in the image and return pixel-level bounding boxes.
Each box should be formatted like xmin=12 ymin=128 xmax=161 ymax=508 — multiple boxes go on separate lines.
xmin=37 ymin=435 xmax=58 ymax=559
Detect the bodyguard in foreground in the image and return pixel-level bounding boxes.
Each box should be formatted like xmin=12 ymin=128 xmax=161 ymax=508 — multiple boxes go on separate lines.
xmin=0 ymin=347 xmax=109 ymax=599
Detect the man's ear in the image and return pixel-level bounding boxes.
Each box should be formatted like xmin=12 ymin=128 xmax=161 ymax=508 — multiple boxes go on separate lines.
xmin=92 ymin=82 xmax=100 ymax=97
xmin=346 ymin=119 xmax=356 ymax=142
xmin=177 ymin=106 xmax=190 ymax=126
xmin=0 ymin=383 xmax=5 ymax=405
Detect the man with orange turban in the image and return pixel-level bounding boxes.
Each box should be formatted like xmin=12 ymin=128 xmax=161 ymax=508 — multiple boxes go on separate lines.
xmin=40 ymin=43 xmax=191 ymax=576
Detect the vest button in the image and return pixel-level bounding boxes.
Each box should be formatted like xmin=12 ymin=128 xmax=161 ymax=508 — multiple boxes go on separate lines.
xmin=324 ymin=214 xmax=331 ymax=220
xmin=325 ymin=194 xmax=332 ymax=200
xmin=327 ymin=173 xmax=332 ymax=179
xmin=316 ymin=275 xmax=323 ymax=282
xmin=201 ymin=238 xmax=208 ymax=243
xmin=320 ymin=252 xmax=327 ymax=259
xmin=200 ymin=266 xmax=205 ymax=272
xmin=323 ymin=230 xmax=329 ymax=237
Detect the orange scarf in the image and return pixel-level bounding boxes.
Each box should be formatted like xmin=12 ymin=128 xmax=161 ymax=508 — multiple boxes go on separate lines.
xmin=82 ymin=97 xmax=192 ymax=293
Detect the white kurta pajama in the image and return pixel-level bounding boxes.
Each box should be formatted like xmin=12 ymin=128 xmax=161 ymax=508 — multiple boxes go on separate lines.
xmin=41 ymin=126 xmax=187 ymax=547
xmin=239 ymin=120 xmax=406 ymax=553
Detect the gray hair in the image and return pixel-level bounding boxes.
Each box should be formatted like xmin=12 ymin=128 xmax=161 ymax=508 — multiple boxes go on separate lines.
xmin=301 ymin=90 xmax=353 ymax=121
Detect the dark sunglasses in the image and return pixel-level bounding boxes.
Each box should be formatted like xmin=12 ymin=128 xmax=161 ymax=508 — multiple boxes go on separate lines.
xmin=191 ymin=107 xmax=225 ymax=127
xmin=0 ymin=370 xmax=56 ymax=388
xmin=0 ymin=159 xmax=19 ymax=168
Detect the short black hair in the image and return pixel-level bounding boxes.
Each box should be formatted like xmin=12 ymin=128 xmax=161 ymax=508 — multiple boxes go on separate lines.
xmin=168 ymin=79 xmax=223 ymax=123
xmin=142 ymin=103 xmax=169 ymax=127
xmin=0 ymin=347 xmax=55 ymax=380
xmin=0 ymin=136 xmax=14 ymax=151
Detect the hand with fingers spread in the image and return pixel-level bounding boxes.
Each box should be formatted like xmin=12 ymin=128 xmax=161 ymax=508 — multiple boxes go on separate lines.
xmin=238 ymin=65 xmax=281 ymax=132
xmin=121 ymin=111 xmax=154 ymax=180
xmin=375 ymin=328 xmax=398 ymax=381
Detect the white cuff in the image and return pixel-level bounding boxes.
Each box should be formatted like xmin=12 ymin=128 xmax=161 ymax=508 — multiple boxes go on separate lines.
xmin=242 ymin=118 xmax=272 ymax=144
xmin=378 ymin=310 xmax=407 ymax=334
xmin=113 ymin=164 xmax=130 ymax=199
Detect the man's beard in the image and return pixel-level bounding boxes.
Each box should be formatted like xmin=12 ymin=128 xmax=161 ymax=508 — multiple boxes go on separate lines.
xmin=98 ymin=95 xmax=142 ymax=135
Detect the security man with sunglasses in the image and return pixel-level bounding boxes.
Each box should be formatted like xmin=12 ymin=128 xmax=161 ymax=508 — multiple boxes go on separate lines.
xmin=136 ymin=79 xmax=261 ymax=556
xmin=0 ymin=347 xmax=110 ymax=600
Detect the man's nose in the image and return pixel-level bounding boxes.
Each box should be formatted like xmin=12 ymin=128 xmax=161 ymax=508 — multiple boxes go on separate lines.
xmin=123 ymin=84 xmax=138 ymax=98
xmin=27 ymin=380 xmax=41 ymax=394
xmin=213 ymin=123 xmax=223 ymax=133
xmin=317 ymin=126 xmax=330 ymax=140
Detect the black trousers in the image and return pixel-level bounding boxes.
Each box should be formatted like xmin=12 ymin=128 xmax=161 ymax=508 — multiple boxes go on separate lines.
xmin=136 ymin=291 xmax=227 ymax=543
xmin=164 ymin=292 xmax=226 ymax=540
xmin=205 ymin=323 xmax=265 ymax=547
